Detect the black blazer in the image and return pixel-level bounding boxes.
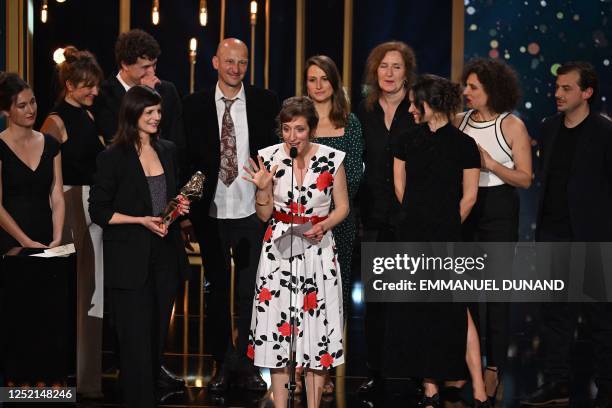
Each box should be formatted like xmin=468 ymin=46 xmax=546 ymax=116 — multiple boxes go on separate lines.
xmin=536 ymin=112 xmax=612 ymax=241
xmin=93 ymin=76 xmax=186 ymax=149
xmin=182 ymin=84 xmax=280 ymax=223
xmin=89 ymin=139 xmax=189 ymax=289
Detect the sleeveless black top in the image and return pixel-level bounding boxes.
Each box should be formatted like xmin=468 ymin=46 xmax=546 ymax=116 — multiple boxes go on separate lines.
xmin=51 ymin=100 xmax=104 ymax=185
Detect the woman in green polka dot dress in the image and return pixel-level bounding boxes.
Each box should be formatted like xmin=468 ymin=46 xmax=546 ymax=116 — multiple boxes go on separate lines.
xmin=303 ymin=55 xmax=364 ymax=394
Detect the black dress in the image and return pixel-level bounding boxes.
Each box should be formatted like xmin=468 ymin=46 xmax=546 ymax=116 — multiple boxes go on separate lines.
xmin=0 ymin=134 xmax=60 ymax=253
xmin=51 ymin=100 xmax=104 ymax=186
xmin=384 ymin=123 xmax=480 ymax=380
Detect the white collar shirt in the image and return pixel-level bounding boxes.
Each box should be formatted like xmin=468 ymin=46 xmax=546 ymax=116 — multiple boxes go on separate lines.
xmin=116 ymin=72 xmax=132 ymax=92
xmin=210 ymin=82 xmax=255 ymax=219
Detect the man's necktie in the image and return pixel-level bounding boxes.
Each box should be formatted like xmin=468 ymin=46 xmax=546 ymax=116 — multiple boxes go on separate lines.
xmin=219 ymin=97 xmax=238 ymax=186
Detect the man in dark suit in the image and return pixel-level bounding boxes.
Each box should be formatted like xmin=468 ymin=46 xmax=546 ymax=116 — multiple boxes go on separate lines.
xmin=182 ymin=38 xmax=279 ymax=393
xmin=522 ymin=62 xmax=612 ymax=408
xmin=92 ymin=28 xmax=186 ymax=390
xmin=94 ymin=29 xmax=185 ymax=150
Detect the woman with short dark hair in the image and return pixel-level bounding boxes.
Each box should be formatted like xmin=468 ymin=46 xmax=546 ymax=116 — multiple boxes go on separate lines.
xmin=391 ymin=74 xmax=488 ymax=407
xmin=89 ymin=85 xmax=189 ymax=408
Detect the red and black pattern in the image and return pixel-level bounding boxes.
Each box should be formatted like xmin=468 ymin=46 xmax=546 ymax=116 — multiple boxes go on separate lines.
xmin=247 ymin=143 xmax=346 ymax=369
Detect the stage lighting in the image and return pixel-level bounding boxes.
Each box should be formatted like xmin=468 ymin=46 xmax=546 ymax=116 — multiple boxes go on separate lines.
xmin=53 ymin=48 xmax=65 ymax=65
xmin=41 ymin=0 xmax=48 ymax=23
xmin=199 ymin=0 xmax=208 ymax=26
xmin=152 ymin=0 xmax=160 ymax=25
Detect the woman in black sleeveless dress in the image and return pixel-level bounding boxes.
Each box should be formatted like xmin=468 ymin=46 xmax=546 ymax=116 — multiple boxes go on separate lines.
xmin=41 ymin=46 xmax=105 ymax=396
xmin=0 ymin=73 xmax=64 ymax=254
xmin=389 ymin=75 xmax=488 ymax=407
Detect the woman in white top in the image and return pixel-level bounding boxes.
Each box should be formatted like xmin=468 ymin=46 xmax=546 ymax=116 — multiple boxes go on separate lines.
xmin=454 ymin=58 xmax=532 ymax=404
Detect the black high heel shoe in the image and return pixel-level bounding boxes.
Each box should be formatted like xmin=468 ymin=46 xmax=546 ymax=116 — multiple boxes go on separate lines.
xmin=418 ymin=393 xmax=440 ymax=408
xmin=474 ymin=398 xmax=491 ymax=408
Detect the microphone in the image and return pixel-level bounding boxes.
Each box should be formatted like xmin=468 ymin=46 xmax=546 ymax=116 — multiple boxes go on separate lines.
xmin=286 ymin=143 xmax=298 ymax=407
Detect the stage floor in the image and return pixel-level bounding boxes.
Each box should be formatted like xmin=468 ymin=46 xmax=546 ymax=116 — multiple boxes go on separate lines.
xmin=74 ymin=287 xmax=597 ymax=408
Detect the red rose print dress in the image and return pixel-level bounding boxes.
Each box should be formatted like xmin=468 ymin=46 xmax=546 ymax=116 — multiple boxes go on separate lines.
xmin=247 ymin=143 xmax=345 ymax=369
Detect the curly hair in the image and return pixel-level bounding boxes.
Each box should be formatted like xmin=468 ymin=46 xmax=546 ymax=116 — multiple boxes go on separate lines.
xmin=462 ymin=58 xmax=521 ymax=114
xmin=412 ymin=74 xmax=462 ymax=121
xmin=0 ymin=72 xmax=30 ymax=112
xmin=276 ymin=96 xmax=319 ymax=139
xmin=115 ymin=29 xmax=161 ymax=67
xmin=363 ymin=41 xmax=416 ymax=111
xmin=303 ymin=55 xmax=349 ymax=128
xmin=58 ymin=46 xmax=103 ymax=96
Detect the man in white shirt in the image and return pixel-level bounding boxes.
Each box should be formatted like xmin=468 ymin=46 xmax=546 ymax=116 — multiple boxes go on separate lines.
xmin=182 ymin=38 xmax=279 ymax=393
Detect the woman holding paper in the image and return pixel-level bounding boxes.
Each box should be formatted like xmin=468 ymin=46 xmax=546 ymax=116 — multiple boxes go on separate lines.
xmin=89 ymin=85 xmax=189 ymax=408
xmin=243 ymin=96 xmax=349 ymax=408
xmin=0 ymin=72 xmax=64 ymax=253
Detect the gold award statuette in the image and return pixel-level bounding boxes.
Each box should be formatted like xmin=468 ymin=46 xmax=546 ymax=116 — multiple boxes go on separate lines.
xmin=160 ymin=171 xmax=206 ymax=226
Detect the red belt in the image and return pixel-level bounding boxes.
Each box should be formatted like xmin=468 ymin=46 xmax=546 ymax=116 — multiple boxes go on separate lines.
xmin=272 ymin=210 xmax=327 ymax=225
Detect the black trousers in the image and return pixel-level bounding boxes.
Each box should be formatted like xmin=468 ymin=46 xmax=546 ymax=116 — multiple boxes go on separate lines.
xmin=538 ymin=229 xmax=612 ymax=392
xmin=462 ymin=184 xmax=519 ymax=370
xmin=363 ymin=224 xmax=396 ymax=375
xmin=110 ymin=236 xmax=180 ymax=408
xmin=195 ymin=213 xmax=266 ymax=365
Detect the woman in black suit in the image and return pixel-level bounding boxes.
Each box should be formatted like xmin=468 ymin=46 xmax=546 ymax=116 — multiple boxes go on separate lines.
xmin=89 ymin=85 xmax=189 ymax=407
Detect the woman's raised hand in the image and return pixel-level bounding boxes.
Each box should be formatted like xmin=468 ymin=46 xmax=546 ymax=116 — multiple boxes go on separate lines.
xmin=242 ymin=156 xmax=278 ymax=191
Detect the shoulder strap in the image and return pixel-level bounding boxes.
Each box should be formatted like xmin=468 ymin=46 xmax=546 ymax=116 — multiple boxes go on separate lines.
xmin=458 ymin=110 xmax=474 ymax=131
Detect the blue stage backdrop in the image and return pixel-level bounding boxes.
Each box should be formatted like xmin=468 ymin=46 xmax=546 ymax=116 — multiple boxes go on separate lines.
xmin=464 ymin=0 xmax=612 ymax=241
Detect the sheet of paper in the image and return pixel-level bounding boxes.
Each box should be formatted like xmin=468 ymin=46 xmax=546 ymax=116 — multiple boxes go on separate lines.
xmin=30 ymin=243 xmax=76 ymax=258
xmin=274 ymin=222 xmax=317 ymax=259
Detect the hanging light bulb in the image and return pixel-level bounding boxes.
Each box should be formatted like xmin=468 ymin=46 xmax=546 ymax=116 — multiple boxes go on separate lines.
xmin=53 ymin=48 xmax=66 ymax=65
xmin=199 ymin=0 xmax=208 ymax=26
xmin=152 ymin=0 xmax=160 ymax=25
xmin=41 ymin=0 xmax=48 ymax=23
xmin=56 ymin=0 xmax=66 ymax=3
xmin=250 ymin=1 xmax=257 ymax=24
xmin=188 ymin=38 xmax=198 ymax=94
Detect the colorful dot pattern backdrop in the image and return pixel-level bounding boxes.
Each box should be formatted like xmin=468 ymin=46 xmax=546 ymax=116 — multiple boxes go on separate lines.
xmin=464 ymin=0 xmax=612 ymax=240
xmin=464 ymin=0 xmax=611 ymax=133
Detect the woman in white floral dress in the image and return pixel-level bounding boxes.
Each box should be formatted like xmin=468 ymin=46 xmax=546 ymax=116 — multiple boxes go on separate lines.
xmin=243 ymin=96 xmax=349 ymax=407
